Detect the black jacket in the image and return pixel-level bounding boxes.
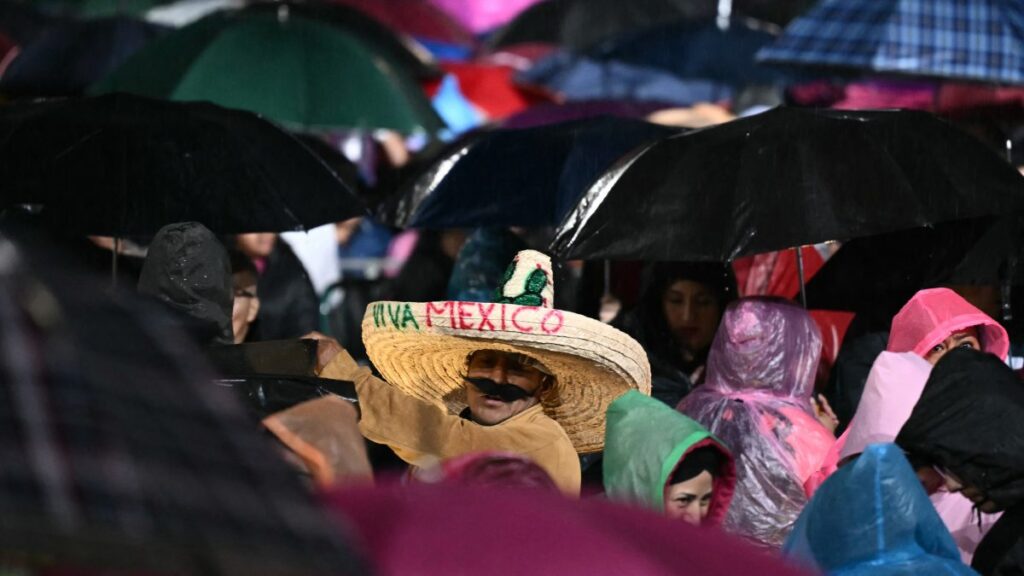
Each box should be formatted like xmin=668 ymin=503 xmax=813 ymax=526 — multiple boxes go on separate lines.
xmin=250 ymin=240 xmax=320 ymax=341
xmin=897 ymin=348 xmax=1024 ymax=576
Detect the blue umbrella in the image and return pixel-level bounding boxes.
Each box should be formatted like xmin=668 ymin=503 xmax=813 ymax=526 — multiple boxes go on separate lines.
xmin=380 ymin=116 xmax=680 ymax=228
xmin=1 ymin=16 xmax=167 ymax=95
xmin=518 ymin=51 xmax=733 ymax=105
xmin=757 ymin=0 xmax=1024 ymax=85
xmin=590 ymin=19 xmax=798 ymax=91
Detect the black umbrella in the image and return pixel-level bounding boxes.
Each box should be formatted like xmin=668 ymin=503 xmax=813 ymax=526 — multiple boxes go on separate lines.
xmin=485 ymin=0 xmax=815 ymax=52
xmin=0 ymin=16 xmax=168 ymax=96
xmin=0 ymin=222 xmax=366 ymax=574
xmin=806 ymin=215 xmax=1023 ymax=314
xmin=0 ymin=93 xmax=366 ymax=236
xmin=552 ymin=107 xmax=1024 ymax=263
xmin=379 ymin=116 xmax=679 ymax=229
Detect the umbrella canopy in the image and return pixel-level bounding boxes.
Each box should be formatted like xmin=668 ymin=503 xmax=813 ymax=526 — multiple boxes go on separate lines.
xmin=552 ymin=107 xmax=1024 ymax=261
xmin=518 ymin=51 xmax=733 ymax=106
xmin=757 ymin=0 xmax=1024 ymax=85
xmin=380 ymin=117 xmax=678 ymax=228
xmin=243 ymin=0 xmax=440 ymax=80
xmin=485 ymin=0 xmax=816 ymax=52
xmin=325 ymin=483 xmax=810 ymax=576
xmin=805 ymin=216 xmax=1021 ymax=314
xmin=332 ymin=0 xmax=475 ymax=49
xmin=145 ymin=0 xmax=243 ymax=27
xmin=92 ymin=9 xmax=444 ymax=133
xmin=0 ymin=223 xmax=365 ymax=575
xmin=428 ymin=0 xmax=543 ymax=34
xmin=0 ymin=94 xmax=366 ymax=236
xmin=589 ymin=19 xmax=796 ymax=91
xmin=0 ymin=16 xmax=167 ymax=96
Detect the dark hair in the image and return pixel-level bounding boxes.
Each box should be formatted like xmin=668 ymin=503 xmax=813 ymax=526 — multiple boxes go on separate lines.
xmin=228 ymin=249 xmax=258 ymax=278
xmin=637 ymin=262 xmax=737 ymax=369
xmin=669 ymin=446 xmax=723 ymax=485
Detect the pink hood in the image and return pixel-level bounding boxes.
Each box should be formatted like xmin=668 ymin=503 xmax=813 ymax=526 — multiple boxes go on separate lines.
xmin=887 ymin=288 xmax=1009 ymax=361
xmin=838 ymin=352 xmax=932 ymax=461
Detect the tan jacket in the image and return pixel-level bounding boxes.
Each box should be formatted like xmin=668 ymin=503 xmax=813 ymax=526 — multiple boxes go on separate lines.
xmin=321 ymin=354 xmax=581 ymax=495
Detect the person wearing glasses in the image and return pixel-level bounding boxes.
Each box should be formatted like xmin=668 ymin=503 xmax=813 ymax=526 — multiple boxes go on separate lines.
xmin=312 ymin=250 xmax=651 ymax=495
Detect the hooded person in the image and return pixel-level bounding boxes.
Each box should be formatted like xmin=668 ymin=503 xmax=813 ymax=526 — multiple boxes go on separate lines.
xmin=836 ymin=351 xmax=1000 ymax=563
xmin=897 ymin=348 xmax=1024 ymax=576
xmin=784 ymin=443 xmax=976 ymax=576
xmin=613 ymin=262 xmax=737 ymax=407
xmin=316 ymin=250 xmax=652 ymax=495
xmin=137 ymin=222 xmax=233 ymax=345
xmin=677 ymin=297 xmax=835 ymax=549
xmin=887 ymin=287 xmax=1009 ymax=364
xmin=604 ymin=390 xmax=735 ymax=527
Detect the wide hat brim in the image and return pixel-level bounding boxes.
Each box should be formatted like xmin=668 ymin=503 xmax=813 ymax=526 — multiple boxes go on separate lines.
xmin=362 ymin=300 xmax=652 ymax=453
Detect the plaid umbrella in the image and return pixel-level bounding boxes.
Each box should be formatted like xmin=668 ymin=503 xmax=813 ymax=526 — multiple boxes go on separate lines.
xmin=757 ymin=0 xmax=1024 ymax=85
xmin=0 ymin=224 xmax=366 ymax=575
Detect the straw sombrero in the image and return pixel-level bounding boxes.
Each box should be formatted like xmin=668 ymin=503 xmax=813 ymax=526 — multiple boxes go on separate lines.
xmin=362 ymin=250 xmax=652 ymax=453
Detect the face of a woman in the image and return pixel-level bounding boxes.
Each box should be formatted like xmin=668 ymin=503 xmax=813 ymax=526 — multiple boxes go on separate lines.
xmin=662 ymin=280 xmax=721 ymax=355
xmin=664 ymin=470 xmax=714 ymax=525
xmin=924 ymin=327 xmax=980 ymax=365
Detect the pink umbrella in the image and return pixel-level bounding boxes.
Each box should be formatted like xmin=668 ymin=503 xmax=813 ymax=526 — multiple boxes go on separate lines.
xmin=332 ymin=0 xmax=475 ymax=47
xmin=429 ymin=0 xmax=545 ymax=34
xmin=324 ymin=483 xmax=813 ymax=576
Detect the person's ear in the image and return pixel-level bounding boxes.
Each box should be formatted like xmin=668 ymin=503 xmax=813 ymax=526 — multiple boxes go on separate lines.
xmin=248 ymin=297 xmax=260 ymax=323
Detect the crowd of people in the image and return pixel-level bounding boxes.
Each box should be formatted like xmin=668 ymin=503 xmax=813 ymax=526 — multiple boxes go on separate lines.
xmin=51 ymin=218 xmax=1021 ymax=575
xmin=3 ymin=0 xmax=1024 ymax=574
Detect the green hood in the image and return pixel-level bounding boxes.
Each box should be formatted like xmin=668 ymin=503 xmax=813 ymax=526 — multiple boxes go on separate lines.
xmin=603 ymin=391 xmax=734 ymax=526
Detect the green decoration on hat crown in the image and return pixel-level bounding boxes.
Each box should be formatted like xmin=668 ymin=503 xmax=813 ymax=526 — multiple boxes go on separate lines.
xmin=494 ymin=250 xmax=555 ymax=308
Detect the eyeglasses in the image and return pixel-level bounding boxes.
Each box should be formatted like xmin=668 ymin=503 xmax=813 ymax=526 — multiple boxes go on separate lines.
xmin=234 ymin=288 xmax=256 ymax=299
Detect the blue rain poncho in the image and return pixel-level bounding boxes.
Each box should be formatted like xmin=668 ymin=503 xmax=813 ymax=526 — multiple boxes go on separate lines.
xmin=783 ymin=443 xmax=976 ymax=575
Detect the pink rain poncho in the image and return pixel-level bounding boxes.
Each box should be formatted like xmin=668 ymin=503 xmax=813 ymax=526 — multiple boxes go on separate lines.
xmin=837 ymin=350 xmax=1001 ymax=563
xmin=887 ymin=287 xmax=1009 ymax=361
xmin=678 ymin=298 xmax=834 ymax=550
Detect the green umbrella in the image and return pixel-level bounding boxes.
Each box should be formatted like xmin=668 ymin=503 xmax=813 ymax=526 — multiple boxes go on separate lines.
xmin=91 ymin=10 xmax=444 ymax=133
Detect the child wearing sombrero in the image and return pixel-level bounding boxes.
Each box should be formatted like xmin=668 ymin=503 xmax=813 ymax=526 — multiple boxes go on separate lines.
xmin=318 ymin=250 xmax=651 ymax=494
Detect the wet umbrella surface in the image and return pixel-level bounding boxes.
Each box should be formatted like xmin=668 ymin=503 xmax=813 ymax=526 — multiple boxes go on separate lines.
xmin=552 ymin=107 xmax=1024 ymax=261
xmin=0 ymin=94 xmax=365 ymax=235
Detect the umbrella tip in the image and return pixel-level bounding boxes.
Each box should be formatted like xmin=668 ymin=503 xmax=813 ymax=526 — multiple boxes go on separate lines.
xmin=277 ymin=4 xmax=289 ymax=23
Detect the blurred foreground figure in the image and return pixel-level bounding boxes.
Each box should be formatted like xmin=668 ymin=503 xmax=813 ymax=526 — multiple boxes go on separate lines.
xmin=678 ymin=298 xmax=835 ymax=549
xmin=324 ymin=483 xmax=812 ymax=576
xmin=784 ymin=444 xmax=975 ymax=576
xmin=898 ymin=349 xmax=1024 ymax=576
xmin=0 ymin=224 xmax=364 ymax=574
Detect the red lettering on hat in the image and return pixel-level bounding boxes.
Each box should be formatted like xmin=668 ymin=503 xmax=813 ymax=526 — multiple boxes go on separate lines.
xmin=541 ymin=309 xmax=564 ymax=334
xmin=477 ymin=303 xmax=496 ymax=331
xmin=511 ymin=306 xmax=535 ymax=333
xmin=457 ymin=301 xmax=475 ymax=330
xmin=425 ymin=302 xmax=449 ymax=328
xmin=500 ymin=304 xmax=507 ymax=330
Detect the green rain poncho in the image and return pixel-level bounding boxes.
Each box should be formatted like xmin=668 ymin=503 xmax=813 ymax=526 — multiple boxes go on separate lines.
xmin=604 ymin=391 xmax=735 ymax=526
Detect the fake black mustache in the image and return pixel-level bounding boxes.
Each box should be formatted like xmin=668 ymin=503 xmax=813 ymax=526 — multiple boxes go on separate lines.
xmin=465 ymin=377 xmax=532 ymax=402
